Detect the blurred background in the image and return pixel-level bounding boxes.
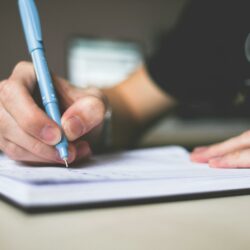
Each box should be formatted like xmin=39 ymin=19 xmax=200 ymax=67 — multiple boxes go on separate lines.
xmin=0 ymin=0 xmax=186 ymax=79
xmin=1 ymin=0 xmax=249 ymax=148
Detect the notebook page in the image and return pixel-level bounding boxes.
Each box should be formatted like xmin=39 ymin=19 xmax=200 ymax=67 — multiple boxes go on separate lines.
xmin=1 ymin=146 xmax=250 ymax=186
xmin=1 ymin=146 xmax=250 ymax=207
xmin=0 ymin=146 xmax=189 ymax=184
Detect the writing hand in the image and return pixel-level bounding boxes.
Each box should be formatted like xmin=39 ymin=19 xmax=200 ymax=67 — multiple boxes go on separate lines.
xmin=0 ymin=62 xmax=106 ymax=165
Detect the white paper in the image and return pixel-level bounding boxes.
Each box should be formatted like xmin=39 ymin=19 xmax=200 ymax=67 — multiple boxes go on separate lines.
xmin=1 ymin=146 xmax=250 ymax=208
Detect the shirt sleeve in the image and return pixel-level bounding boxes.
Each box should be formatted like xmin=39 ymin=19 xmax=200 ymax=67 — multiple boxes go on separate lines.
xmin=146 ymin=0 xmax=250 ymax=115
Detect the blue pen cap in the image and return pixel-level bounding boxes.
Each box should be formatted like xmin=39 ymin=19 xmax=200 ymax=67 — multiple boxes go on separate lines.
xmin=18 ymin=0 xmax=43 ymax=53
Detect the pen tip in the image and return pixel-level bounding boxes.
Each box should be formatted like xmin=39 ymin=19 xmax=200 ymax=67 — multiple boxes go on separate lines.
xmin=63 ymin=158 xmax=69 ymax=168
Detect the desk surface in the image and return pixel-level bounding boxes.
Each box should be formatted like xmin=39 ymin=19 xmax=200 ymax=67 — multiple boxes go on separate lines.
xmin=1 ymin=196 xmax=250 ymax=250
xmin=139 ymin=117 xmax=250 ymax=147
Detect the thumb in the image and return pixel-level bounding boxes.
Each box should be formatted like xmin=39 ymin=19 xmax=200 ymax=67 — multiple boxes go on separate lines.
xmin=61 ymin=96 xmax=106 ymax=141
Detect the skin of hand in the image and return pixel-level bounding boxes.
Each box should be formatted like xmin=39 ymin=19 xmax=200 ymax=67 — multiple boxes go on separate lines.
xmin=111 ymin=66 xmax=250 ymax=169
xmin=102 ymin=66 xmax=176 ymax=147
xmin=190 ymin=132 xmax=250 ymax=168
xmin=0 ymin=61 xmax=107 ymax=165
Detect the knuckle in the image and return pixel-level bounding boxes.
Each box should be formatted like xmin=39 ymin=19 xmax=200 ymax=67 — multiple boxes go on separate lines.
xmin=0 ymin=79 xmax=8 ymax=93
xmin=19 ymin=113 xmax=38 ymax=132
xmin=10 ymin=61 xmax=36 ymax=88
xmin=14 ymin=61 xmax=32 ymax=71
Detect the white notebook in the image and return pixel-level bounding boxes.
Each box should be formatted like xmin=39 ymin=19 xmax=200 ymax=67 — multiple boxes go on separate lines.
xmin=1 ymin=146 xmax=250 ymax=210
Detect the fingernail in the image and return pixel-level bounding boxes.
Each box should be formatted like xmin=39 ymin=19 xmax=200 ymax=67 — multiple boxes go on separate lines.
xmin=76 ymin=141 xmax=92 ymax=159
xmin=41 ymin=125 xmax=61 ymax=145
xmin=64 ymin=116 xmax=85 ymax=141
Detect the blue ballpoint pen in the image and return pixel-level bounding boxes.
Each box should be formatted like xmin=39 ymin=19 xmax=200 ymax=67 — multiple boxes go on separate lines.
xmin=18 ymin=0 xmax=69 ymax=167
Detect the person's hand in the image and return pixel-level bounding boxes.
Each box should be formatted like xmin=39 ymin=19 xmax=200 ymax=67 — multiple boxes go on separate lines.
xmin=191 ymin=131 xmax=250 ymax=168
xmin=0 ymin=61 xmax=106 ymax=165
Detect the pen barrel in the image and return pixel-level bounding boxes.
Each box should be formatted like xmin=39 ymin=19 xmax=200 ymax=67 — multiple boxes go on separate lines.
xmin=31 ymin=48 xmax=68 ymax=159
xmin=31 ymin=49 xmax=58 ymax=106
xmin=31 ymin=48 xmax=61 ymax=124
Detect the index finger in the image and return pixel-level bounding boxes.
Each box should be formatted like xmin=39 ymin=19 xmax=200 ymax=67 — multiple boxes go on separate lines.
xmin=0 ymin=62 xmax=61 ymax=145
xmin=191 ymin=131 xmax=250 ymax=163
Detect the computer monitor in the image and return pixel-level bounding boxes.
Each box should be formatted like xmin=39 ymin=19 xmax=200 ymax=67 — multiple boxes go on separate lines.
xmin=68 ymin=37 xmax=143 ymax=88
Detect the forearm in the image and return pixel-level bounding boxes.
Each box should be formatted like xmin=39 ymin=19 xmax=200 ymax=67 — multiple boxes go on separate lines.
xmin=102 ymin=66 xmax=176 ymax=148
